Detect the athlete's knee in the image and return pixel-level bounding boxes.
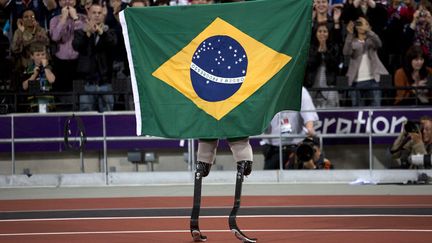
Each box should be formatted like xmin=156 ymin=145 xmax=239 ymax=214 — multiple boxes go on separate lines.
xmin=197 ymin=140 xmax=219 ymax=164
xmin=228 ymin=138 xmax=253 ymax=162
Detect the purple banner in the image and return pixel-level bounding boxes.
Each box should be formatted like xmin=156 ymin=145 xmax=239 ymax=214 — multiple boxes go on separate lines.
xmin=314 ymin=109 xmax=432 ymax=145
xmin=315 ymin=109 xmax=430 ymax=135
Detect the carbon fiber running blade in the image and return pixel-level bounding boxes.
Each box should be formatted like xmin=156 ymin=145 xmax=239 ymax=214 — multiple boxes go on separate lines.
xmin=231 ymin=228 xmax=257 ymax=243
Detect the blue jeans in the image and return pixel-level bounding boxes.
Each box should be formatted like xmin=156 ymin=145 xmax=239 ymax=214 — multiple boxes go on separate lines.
xmin=80 ymin=83 xmax=114 ymax=112
xmin=350 ymin=79 xmax=381 ymax=107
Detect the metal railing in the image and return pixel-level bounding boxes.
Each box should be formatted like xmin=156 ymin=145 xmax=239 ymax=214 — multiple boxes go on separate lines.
xmin=1 ymin=107 xmax=430 ymax=178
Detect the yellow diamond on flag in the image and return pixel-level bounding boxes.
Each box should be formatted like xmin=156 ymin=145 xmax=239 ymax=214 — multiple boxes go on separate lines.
xmin=152 ymin=17 xmax=292 ymax=120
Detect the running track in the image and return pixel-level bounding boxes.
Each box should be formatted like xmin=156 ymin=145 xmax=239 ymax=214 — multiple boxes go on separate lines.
xmin=1 ymin=195 xmax=432 ymax=242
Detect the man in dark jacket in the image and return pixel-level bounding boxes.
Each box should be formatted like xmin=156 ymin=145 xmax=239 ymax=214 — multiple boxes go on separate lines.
xmin=72 ymin=2 xmax=117 ymax=112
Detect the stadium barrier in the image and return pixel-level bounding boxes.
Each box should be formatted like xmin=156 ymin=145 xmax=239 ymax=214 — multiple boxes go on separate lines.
xmin=0 ymin=108 xmax=431 ymax=187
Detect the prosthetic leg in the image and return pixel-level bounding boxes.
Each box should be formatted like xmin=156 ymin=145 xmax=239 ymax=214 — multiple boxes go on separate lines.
xmin=229 ymin=160 xmax=257 ymax=243
xmin=190 ymin=161 xmax=211 ymax=242
xmin=190 ymin=140 xmax=217 ymax=242
xmin=190 ymin=138 xmax=256 ymax=242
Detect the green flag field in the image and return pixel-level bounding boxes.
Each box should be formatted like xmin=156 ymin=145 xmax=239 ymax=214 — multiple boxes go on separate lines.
xmin=120 ymin=0 xmax=312 ymax=138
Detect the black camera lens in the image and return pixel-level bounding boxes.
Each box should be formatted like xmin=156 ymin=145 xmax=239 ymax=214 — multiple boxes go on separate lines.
xmin=296 ymin=143 xmax=314 ymax=162
xmin=404 ymin=121 xmax=420 ymax=133
xmin=355 ymin=20 xmax=362 ymax=27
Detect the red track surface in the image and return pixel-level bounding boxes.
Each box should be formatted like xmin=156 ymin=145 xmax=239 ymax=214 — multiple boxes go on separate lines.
xmin=1 ymin=195 xmax=432 ymax=243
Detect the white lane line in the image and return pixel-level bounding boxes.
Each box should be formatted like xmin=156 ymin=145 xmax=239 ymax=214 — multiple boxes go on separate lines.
xmin=3 ymin=204 xmax=432 ymax=213
xmin=1 ymin=229 xmax=432 ymax=237
xmin=1 ymin=214 xmax=432 ymax=223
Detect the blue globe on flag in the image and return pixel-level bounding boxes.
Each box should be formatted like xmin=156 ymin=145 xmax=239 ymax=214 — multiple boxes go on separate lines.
xmin=190 ymin=35 xmax=248 ymax=102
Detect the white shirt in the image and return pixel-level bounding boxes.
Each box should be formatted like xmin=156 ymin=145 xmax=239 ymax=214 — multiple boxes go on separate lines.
xmin=262 ymin=87 xmax=319 ymax=146
xmin=356 ymin=52 xmax=373 ymax=82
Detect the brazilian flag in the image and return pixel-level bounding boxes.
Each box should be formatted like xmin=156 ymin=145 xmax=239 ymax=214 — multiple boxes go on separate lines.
xmin=120 ymin=0 xmax=312 ymax=138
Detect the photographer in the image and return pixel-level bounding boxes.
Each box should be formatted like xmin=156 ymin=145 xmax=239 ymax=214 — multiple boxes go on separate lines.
xmin=390 ymin=116 xmax=432 ymax=169
xmin=262 ymin=87 xmax=319 ymax=170
xmin=295 ymin=137 xmax=333 ymax=170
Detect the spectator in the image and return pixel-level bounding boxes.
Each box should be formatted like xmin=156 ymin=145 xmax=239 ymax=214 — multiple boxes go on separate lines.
xmin=108 ymin=0 xmax=129 ymax=79
xmin=79 ymin=0 xmax=94 ymax=14
xmin=74 ymin=0 xmax=108 ymax=15
xmin=313 ymin=0 xmax=343 ymax=32
xmin=108 ymin=0 xmax=132 ymax=110
xmin=72 ymin=2 xmax=117 ymax=112
xmin=11 ymin=9 xmax=50 ymax=87
xmin=394 ymin=45 xmax=432 ymax=105
xmin=400 ymin=0 xmax=416 ymax=23
xmin=305 ymin=22 xmax=342 ymax=108
xmin=104 ymin=0 xmax=124 ymax=28
xmin=387 ymin=0 xmax=416 ymax=31
xmin=342 ymin=1 xmax=389 ymax=66
xmin=342 ymin=0 xmax=388 ymax=39
xmin=390 ymin=116 xmax=432 ymax=169
xmin=420 ymin=115 xmax=432 ymax=154
xmin=21 ymin=42 xmax=56 ymax=112
xmin=404 ymin=1 xmax=432 ymax=64
xmin=50 ymin=0 xmax=86 ymax=110
xmin=343 ymin=16 xmax=388 ymax=106
xmin=2 ymin=0 xmax=57 ymax=31
xmin=261 ymin=87 xmax=319 ymax=170
xmin=383 ymin=0 xmax=416 ymax=75
xmin=111 ymin=0 xmax=127 ymax=19
xmin=313 ymin=0 xmax=344 ymax=49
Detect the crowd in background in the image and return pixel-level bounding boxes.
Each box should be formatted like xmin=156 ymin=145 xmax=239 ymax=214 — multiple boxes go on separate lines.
xmin=305 ymin=0 xmax=432 ymax=108
xmin=0 ymin=0 xmax=432 ymax=113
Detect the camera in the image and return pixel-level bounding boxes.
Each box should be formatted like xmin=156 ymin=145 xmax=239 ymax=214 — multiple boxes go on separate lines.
xmin=420 ymin=10 xmax=427 ymax=17
xmin=404 ymin=120 xmax=420 ymax=133
xmin=296 ymin=137 xmax=319 ymax=162
xmin=355 ymin=20 xmax=362 ymax=27
xmin=38 ymin=65 xmax=45 ymax=73
xmin=410 ymin=154 xmax=431 ymax=169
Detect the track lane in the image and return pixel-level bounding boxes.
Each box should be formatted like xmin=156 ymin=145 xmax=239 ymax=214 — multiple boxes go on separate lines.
xmin=1 ymin=195 xmax=432 ymax=242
